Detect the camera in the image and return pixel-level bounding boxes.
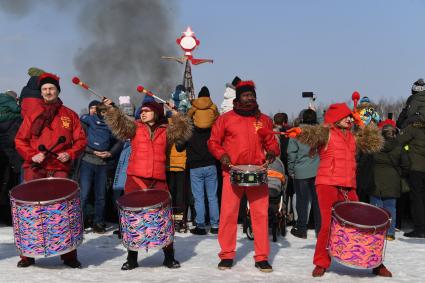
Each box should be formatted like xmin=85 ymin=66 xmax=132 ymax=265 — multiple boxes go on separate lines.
xmin=302 ymin=92 xmax=316 ymax=101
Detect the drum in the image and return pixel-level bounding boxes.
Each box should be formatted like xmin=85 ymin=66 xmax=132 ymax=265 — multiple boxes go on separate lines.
xmin=230 ymin=165 xmax=267 ymax=186
xmin=117 ymin=189 xmax=174 ymax=251
xmin=9 ymin=178 xmax=83 ymax=258
xmin=328 ymin=201 xmax=391 ymax=269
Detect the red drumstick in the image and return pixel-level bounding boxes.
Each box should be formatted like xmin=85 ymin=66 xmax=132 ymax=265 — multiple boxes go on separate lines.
xmin=72 ymin=77 xmax=104 ymax=100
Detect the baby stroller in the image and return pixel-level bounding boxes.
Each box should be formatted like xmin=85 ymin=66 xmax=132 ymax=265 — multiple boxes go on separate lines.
xmin=244 ymin=158 xmax=287 ymax=242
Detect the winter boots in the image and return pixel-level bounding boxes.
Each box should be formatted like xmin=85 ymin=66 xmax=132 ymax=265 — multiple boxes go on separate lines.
xmin=121 ymin=250 xmax=139 ymax=270
xmin=162 ymin=248 xmax=181 ymax=269
xmin=312 ymin=266 xmax=326 ymax=277
xmin=255 ymin=261 xmax=273 ymax=273
xmin=218 ymin=259 xmax=233 ymax=270
xmin=372 ymin=264 xmax=392 ymax=277
xmin=17 ymin=257 xmax=35 ymax=268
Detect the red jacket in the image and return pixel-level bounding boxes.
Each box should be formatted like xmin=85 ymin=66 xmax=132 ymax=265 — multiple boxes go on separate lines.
xmin=15 ymin=104 xmax=86 ymax=172
xmin=315 ymin=126 xmax=357 ymax=188
xmin=127 ymin=122 xmax=168 ymax=181
xmin=208 ymin=110 xmax=280 ymax=167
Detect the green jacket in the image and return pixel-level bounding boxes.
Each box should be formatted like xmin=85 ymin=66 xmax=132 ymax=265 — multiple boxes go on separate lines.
xmin=0 ymin=93 xmax=21 ymax=122
xmin=287 ymin=138 xmax=319 ymax=179
xmin=397 ymin=121 xmax=425 ymax=173
xmin=370 ymin=140 xmax=409 ymax=198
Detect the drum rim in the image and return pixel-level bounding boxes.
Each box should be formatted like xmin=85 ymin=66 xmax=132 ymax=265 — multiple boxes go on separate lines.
xmin=329 ymin=253 xmax=384 ymax=270
xmin=116 ymin=189 xmax=172 ymax=211
xmin=9 ymin=177 xmax=80 ymax=205
xmin=18 ymin=241 xmax=82 ymax=258
xmin=230 ymin=181 xmax=267 ymax=187
xmin=123 ymin=235 xmax=174 ymax=251
xmin=332 ymin=201 xmax=391 ymax=230
xmin=230 ymin=164 xmax=267 ymax=173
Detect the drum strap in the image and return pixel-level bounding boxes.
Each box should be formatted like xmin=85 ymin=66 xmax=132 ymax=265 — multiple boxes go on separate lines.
xmin=337 ymin=187 xmax=349 ymax=201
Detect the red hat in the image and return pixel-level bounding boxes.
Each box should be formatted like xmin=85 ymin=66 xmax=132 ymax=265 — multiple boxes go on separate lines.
xmin=235 ymin=80 xmax=256 ymax=100
xmin=38 ymin=73 xmax=61 ymax=92
xmin=378 ymin=119 xmax=396 ymax=129
xmin=324 ymin=103 xmax=352 ymax=124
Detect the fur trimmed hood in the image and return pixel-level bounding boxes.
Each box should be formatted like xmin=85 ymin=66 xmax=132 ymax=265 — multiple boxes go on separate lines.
xmin=167 ymin=113 xmax=193 ymax=145
xmin=354 ymin=124 xmax=384 ymax=153
xmin=105 ymin=107 xmax=136 ymax=140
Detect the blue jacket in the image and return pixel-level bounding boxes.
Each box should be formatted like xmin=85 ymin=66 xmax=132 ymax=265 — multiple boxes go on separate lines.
xmin=113 ymin=141 xmax=131 ymax=190
xmin=287 ymin=138 xmax=319 ymax=179
xmin=80 ymin=114 xmax=114 ymax=151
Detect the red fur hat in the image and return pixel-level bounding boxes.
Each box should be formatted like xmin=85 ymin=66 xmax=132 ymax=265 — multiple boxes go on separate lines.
xmin=38 ymin=73 xmax=61 ymax=92
xmin=324 ymin=103 xmax=352 ymax=124
xmin=235 ymin=80 xmax=256 ymax=100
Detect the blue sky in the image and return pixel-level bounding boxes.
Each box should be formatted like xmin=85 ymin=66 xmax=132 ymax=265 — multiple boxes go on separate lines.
xmin=1 ymin=0 xmax=425 ymax=117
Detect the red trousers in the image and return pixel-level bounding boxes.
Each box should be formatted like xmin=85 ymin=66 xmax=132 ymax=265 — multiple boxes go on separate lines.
xmin=218 ymin=172 xmax=269 ymax=262
xmin=313 ymin=184 xmax=359 ymax=268
xmin=20 ymin=168 xmax=77 ymax=262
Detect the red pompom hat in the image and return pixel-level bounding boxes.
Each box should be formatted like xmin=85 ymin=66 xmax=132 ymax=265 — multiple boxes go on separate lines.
xmin=324 ymin=103 xmax=352 ymax=124
xmin=235 ymin=80 xmax=256 ymax=100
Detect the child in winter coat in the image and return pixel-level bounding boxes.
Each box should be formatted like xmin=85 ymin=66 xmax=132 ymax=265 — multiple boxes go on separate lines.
xmin=104 ymin=97 xmax=192 ymax=271
xmin=290 ymin=102 xmax=392 ymax=278
xmin=187 ymin=86 xmax=219 ymax=128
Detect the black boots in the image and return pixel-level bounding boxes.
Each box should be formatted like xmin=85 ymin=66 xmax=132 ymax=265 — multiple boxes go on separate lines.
xmin=122 ymin=248 xmax=181 ymax=270
xmin=63 ymin=259 xmax=82 ymax=268
xmin=162 ymin=248 xmax=181 ymax=269
xmin=218 ymin=259 xmax=233 ymax=270
xmin=255 ymin=261 xmax=273 ymax=272
xmin=121 ymin=250 xmax=139 ymax=270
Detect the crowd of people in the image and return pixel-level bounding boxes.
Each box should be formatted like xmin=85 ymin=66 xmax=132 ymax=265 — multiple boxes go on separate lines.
xmin=1 ymin=67 xmax=425 ymax=278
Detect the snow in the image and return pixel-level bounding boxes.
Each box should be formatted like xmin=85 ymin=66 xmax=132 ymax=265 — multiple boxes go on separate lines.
xmin=1 ymin=224 xmax=425 ymax=283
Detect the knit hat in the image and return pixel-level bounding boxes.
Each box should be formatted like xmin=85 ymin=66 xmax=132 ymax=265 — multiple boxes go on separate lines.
xmin=359 ymin=96 xmax=370 ymax=104
xmin=38 ymin=73 xmax=61 ymax=92
xmin=231 ymin=76 xmax=241 ymax=87
xmin=175 ymin=84 xmax=186 ymax=93
xmin=324 ymin=103 xmax=352 ymax=124
xmin=88 ymin=100 xmax=101 ymax=110
xmin=198 ymin=86 xmax=210 ymax=97
xmin=235 ymin=80 xmax=256 ymax=100
xmin=4 ymin=90 xmax=17 ymax=99
xmin=378 ymin=119 xmax=396 ymax=128
xmin=141 ymin=100 xmax=164 ymax=121
xmin=412 ymin=78 xmax=425 ymax=93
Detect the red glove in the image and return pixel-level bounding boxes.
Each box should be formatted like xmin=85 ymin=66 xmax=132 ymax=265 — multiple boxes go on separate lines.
xmin=352 ymin=112 xmax=364 ymax=127
xmin=285 ymin=127 xmax=302 ymax=138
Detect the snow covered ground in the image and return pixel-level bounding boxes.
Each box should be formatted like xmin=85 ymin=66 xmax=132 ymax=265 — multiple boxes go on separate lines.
xmin=1 ymin=224 xmax=425 ymax=283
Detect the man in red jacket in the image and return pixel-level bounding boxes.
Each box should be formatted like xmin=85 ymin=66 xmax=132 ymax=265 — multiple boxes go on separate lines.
xmin=15 ymin=73 xmax=86 ymax=268
xmin=208 ymin=80 xmax=280 ymax=272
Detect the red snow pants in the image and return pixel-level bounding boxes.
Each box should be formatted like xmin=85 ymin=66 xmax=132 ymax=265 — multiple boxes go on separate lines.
xmin=313 ymin=184 xmax=359 ymax=268
xmin=218 ymin=171 xmax=269 ymax=262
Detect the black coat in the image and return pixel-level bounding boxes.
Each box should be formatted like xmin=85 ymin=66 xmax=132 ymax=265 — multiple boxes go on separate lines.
xmin=176 ymin=127 xmax=216 ymax=169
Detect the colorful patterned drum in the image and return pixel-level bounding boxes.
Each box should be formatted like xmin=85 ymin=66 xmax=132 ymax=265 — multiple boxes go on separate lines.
xmin=117 ymin=189 xmax=174 ymax=251
xmin=230 ymin=165 xmax=267 ymax=186
xmin=328 ymin=201 xmax=391 ymax=269
xmin=10 ymin=178 xmax=83 ymax=258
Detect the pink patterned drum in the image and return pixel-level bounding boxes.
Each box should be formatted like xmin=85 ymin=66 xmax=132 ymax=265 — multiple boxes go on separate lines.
xmin=328 ymin=201 xmax=391 ymax=269
xmin=10 ymin=178 xmax=83 ymax=258
xmin=117 ymin=189 xmax=174 ymax=251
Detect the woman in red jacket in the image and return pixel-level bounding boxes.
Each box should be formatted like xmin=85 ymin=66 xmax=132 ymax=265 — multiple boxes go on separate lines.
xmin=104 ymin=97 xmax=192 ymax=270
xmin=294 ymin=102 xmax=392 ymax=277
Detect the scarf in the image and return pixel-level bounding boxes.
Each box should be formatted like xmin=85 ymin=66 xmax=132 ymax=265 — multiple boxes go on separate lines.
xmin=233 ymin=99 xmax=261 ymax=117
xmin=30 ymin=99 xmax=63 ymax=137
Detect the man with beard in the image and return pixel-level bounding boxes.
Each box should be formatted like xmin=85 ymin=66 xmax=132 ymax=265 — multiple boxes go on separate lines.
xmin=208 ymin=80 xmax=280 ymax=272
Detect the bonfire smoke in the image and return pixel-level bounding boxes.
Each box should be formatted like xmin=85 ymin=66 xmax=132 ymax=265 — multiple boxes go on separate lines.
xmin=0 ymin=0 xmax=181 ymax=106
xmin=74 ymin=0 xmax=180 ymax=106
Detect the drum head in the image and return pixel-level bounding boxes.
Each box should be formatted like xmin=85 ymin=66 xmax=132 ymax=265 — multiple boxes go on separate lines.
xmin=233 ymin=165 xmax=265 ymax=172
xmin=117 ymin=189 xmax=170 ymax=209
xmin=10 ymin=178 xmax=78 ymax=203
xmin=333 ymin=201 xmax=390 ymax=230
